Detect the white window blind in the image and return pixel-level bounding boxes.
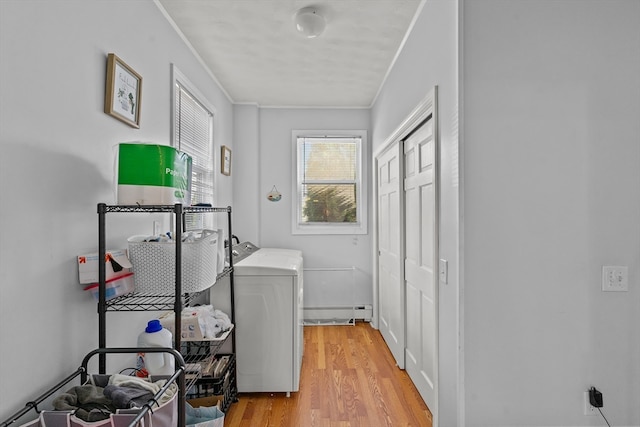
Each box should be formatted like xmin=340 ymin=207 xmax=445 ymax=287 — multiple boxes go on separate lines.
xmin=175 ymin=81 xmax=214 ymax=231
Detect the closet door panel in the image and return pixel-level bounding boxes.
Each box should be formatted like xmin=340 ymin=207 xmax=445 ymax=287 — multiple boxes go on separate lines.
xmin=376 ymin=142 xmax=404 ymax=368
xmin=403 ymin=118 xmax=438 ymax=419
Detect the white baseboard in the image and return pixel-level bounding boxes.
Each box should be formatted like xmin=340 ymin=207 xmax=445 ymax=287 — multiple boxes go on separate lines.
xmin=303 ymin=305 xmax=373 ymax=325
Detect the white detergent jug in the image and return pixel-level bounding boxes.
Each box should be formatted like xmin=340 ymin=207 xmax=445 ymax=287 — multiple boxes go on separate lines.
xmin=137 ymin=319 xmax=175 ymax=376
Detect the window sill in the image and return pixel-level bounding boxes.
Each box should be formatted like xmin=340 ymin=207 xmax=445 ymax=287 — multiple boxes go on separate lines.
xmin=292 ymin=223 xmax=367 ymax=235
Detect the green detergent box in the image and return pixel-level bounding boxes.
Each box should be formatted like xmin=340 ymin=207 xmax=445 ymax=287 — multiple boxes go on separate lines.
xmin=117 ymin=143 xmax=192 ymax=205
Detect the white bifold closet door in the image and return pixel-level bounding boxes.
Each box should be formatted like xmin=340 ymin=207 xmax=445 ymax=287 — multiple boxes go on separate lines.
xmin=376 ymin=88 xmax=438 ymax=424
xmin=376 ymin=142 xmax=405 ymax=368
xmin=403 ymin=116 xmax=438 ymax=421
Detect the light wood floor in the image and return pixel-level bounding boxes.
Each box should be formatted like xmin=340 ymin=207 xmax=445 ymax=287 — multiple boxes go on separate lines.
xmin=224 ymin=322 xmax=432 ymax=427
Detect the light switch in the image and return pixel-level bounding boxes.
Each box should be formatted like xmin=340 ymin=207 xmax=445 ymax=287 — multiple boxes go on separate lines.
xmin=602 ymin=266 xmax=628 ymax=292
xmin=439 ymin=259 xmax=448 ymax=284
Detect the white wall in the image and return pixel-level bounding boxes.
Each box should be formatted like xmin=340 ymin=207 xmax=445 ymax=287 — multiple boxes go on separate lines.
xmin=237 ymin=107 xmax=374 ymax=306
xmin=0 ymin=0 xmax=233 ymax=421
xmin=232 ymin=104 xmax=261 ymax=244
xmin=371 ymin=0 xmax=460 ymax=425
xmin=461 ymin=1 xmax=640 ymax=426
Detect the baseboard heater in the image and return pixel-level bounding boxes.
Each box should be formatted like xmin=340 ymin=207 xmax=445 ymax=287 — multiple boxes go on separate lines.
xmin=303 ymin=305 xmax=373 ymax=326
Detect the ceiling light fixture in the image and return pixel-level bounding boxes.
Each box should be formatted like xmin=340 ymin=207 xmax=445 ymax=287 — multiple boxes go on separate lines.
xmin=294 ymin=7 xmax=326 ymax=38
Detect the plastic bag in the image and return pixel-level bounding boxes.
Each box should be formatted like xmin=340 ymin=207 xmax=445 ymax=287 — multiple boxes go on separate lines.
xmin=185 ymin=403 xmax=224 ymax=427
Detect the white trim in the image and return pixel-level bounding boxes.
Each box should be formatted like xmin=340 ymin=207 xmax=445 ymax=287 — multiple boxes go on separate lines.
xmin=432 ymin=86 xmax=440 ymax=427
xmin=155 ymin=0 xmax=233 ymax=103
xmin=458 ymin=2 xmax=466 ymax=426
xmin=369 ymin=0 xmax=428 ymax=108
xmin=372 ymin=91 xmax=435 ymax=160
xmin=258 ymin=104 xmax=371 ymax=110
xmin=371 ymin=150 xmax=380 ymax=329
xmin=291 ymin=130 xmax=368 ymax=235
xmin=233 ymin=101 xmax=260 ymax=108
xmin=303 ymin=306 xmax=373 ymax=323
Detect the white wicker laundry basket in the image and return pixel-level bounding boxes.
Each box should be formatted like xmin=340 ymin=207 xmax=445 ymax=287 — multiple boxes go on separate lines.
xmin=127 ymin=230 xmax=219 ymax=294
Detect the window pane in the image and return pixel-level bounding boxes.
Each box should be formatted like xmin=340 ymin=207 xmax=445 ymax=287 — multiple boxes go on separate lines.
xmin=302 ymin=140 xmax=357 ymax=181
xmin=302 ymin=183 xmax=356 ymax=223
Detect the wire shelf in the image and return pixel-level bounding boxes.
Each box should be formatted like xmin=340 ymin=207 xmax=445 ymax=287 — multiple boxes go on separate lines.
xmin=95 ymin=202 xmax=237 ymax=423
xmin=104 ymin=267 xmax=232 ymax=311
xmin=102 ymin=204 xmax=231 ymax=214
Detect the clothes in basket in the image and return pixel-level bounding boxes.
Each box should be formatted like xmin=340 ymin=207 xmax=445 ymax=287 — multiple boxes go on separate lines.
xmin=17 ymin=375 xmax=178 ymax=427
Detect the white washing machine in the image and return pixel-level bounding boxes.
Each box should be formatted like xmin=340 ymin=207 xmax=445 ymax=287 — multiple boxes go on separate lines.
xmin=231 ymin=243 xmax=304 ymax=395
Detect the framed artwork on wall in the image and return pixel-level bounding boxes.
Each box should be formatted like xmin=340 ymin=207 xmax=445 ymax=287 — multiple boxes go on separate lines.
xmin=221 ymin=145 xmax=232 ymax=176
xmin=104 ymin=53 xmax=142 ymax=128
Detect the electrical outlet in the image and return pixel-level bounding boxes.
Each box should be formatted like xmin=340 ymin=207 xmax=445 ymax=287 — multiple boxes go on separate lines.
xmin=602 ymin=265 xmax=629 ymax=292
xmin=584 ymin=391 xmax=598 ymax=416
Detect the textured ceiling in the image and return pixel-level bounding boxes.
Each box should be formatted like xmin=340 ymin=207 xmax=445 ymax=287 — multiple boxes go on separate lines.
xmin=156 ymin=0 xmax=423 ymax=107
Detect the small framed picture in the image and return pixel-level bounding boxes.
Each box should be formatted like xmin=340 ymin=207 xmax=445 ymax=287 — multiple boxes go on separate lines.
xmin=104 ymin=53 xmax=142 ymax=128
xmin=221 ymin=145 xmax=232 ymax=176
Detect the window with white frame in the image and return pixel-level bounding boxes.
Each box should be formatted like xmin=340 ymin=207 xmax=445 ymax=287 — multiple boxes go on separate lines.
xmin=172 ymin=65 xmax=215 ymax=231
xmin=292 ymin=130 xmax=367 ymax=235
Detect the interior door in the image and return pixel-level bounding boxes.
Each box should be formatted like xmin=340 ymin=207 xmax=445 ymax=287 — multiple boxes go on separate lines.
xmin=403 ymin=116 xmax=438 ymax=420
xmin=376 ymin=142 xmax=404 ymax=368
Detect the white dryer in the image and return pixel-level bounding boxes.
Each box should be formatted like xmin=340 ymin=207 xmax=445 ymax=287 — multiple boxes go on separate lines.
xmin=231 ymin=243 xmax=304 ymax=395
